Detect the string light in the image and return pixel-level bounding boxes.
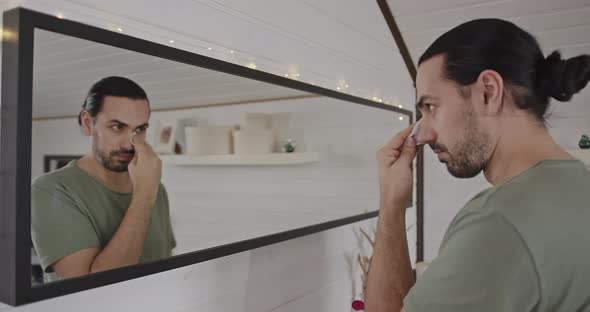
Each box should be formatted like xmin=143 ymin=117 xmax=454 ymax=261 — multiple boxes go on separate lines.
xmin=163 ymin=41 xmax=402 ymax=103
xmin=399 ymin=116 xmax=404 ymax=121
xmin=106 ymin=35 xmax=395 ymax=104
xmin=283 ymin=72 xmax=301 ymax=80
xmin=56 ymin=13 xmax=65 ymax=19
xmin=2 ymin=27 xmax=16 ymax=42
xmin=117 ymin=27 xmax=123 ymax=32
xmin=169 ymin=40 xmax=397 ymax=102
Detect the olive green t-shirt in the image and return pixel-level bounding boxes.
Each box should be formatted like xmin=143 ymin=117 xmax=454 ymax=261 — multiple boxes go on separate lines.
xmin=31 ymin=160 xmax=176 ymax=282
xmin=405 ymin=160 xmax=590 ymax=312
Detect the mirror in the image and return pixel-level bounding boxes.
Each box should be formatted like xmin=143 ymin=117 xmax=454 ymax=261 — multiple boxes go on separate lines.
xmin=29 ymin=28 xmax=412 ymax=285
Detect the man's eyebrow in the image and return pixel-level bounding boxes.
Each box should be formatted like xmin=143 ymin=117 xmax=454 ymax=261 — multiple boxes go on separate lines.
xmin=107 ymin=119 xmax=128 ymax=126
xmin=107 ymin=120 xmax=149 ymax=129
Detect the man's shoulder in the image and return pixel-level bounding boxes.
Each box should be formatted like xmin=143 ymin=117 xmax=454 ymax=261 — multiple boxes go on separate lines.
xmin=446 ymin=187 xmax=497 ymax=230
xmin=32 ymin=162 xmax=81 ymax=191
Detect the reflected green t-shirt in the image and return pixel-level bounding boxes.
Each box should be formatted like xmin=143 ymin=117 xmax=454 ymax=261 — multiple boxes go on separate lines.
xmin=405 ymin=160 xmax=590 ymax=312
xmin=31 ymin=160 xmax=176 ymax=282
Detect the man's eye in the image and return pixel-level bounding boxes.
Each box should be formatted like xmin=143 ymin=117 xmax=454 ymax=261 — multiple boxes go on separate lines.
xmin=425 ymin=104 xmax=435 ymax=113
xmin=112 ymin=125 xmax=124 ymax=131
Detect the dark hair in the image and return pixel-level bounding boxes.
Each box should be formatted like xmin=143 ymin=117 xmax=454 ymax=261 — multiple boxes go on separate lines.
xmin=418 ymin=18 xmax=590 ymax=121
xmin=78 ymin=76 xmax=149 ymax=125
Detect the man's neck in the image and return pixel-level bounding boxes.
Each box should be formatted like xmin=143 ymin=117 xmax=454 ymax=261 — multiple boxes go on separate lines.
xmin=483 ymin=121 xmax=573 ymax=186
xmin=77 ymin=154 xmax=133 ymax=193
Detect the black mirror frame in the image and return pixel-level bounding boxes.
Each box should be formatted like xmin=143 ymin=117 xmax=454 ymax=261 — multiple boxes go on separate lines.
xmin=0 ymin=7 xmax=421 ymax=306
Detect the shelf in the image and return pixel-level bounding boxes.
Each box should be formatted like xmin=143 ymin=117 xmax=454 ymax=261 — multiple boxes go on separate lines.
xmin=568 ymin=149 xmax=590 ymax=165
xmin=160 ymin=152 xmax=320 ymax=166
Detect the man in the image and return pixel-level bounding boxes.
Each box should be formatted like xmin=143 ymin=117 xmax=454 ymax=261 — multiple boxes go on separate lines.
xmin=366 ymin=19 xmax=590 ymax=311
xmin=31 ymin=76 xmax=176 ymax=282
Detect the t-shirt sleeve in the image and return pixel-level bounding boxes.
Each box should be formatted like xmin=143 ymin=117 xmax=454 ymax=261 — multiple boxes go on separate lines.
xmin=404 ymin=212 xmax=540 ymax=312
xmin=161 ymin=184 xmax=177 ymax=251
xmin=31 ymin=183 xmax=101 ymax=273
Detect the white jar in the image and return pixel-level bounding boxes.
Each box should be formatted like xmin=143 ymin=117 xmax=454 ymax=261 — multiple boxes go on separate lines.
xmin=232 ymin=129 xmax=274 ymax=154
xmin=185 ymin=127 xmax=233 ymax=155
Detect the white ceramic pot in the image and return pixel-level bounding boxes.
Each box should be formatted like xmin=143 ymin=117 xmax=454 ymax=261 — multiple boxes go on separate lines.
xmin=232 ymin=129 xmax=274 ymax=154
xmin=185 ymin=127 xmax=233 ymax=155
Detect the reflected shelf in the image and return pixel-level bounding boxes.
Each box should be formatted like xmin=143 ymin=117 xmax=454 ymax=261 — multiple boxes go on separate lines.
xmin=568 ymin=149 xmax=590 ymax=166
xmin=159 ymin=152 xmax=320 ymax=166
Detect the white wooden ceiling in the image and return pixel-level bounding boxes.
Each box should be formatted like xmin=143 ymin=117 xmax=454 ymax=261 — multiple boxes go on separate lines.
xmin=388 ymin=0 xmax=590 ymax=148
xmin=389 ymin=0 xmax=590 ymax=60
xmin=15 ymin=0 xmax=415 ymax=115
xmin=32 ymin=29 xmax=311 ymax=119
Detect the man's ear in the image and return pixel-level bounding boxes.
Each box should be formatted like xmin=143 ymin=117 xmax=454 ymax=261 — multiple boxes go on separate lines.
xmin=79 ymin=111 xmax=93 ymax=136
xmin=477 ymin=69 xmax=504 ymax=116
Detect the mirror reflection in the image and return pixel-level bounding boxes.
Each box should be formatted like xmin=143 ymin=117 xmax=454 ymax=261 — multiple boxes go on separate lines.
xmin=30 ymin=29 xmax=409 ymax=285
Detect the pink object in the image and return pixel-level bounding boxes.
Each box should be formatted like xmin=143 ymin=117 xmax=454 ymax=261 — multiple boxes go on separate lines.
xmin=351 ymin=300 xmax=365 ymax=311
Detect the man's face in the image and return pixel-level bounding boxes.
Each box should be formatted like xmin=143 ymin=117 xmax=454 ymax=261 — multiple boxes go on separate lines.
xmin=415 ymin=55 xmax=492 ymax=178
xmin=90 ymin=96 xmax=150 ymax=172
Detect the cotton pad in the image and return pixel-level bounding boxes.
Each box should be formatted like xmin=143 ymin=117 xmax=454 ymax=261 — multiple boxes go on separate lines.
xmin=130 ymin=129 xmax=139 ymax=146
xmin=410 ymin=119 xmax=423 ymax=146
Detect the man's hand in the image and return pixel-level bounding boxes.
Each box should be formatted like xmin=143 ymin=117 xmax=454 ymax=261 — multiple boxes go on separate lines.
xmin=128 ymin=136 xmax=162 ymax=201
xmin=365 ymin=124 xmax=419 ymax=312
xmin=377 ymin=124 xmax=418 ymax=210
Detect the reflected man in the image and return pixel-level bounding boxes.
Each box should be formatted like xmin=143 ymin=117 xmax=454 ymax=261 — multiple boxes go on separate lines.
xmin=31 ymin=76 xmax=176 ymax=282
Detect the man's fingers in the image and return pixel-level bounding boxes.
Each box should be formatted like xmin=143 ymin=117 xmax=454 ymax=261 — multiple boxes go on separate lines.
xmin=132 ymin=135 xmax=147 ymax=151
xmin=382 ymin=123 xmax=417 ymax=151
xmin=132 ymin=135 xmax=155 ymax=156
xmin=129 ymin=149 xmax=139 ymax=167
xmin=378 ymin=147 xmax=401 ymax=168
xmin=397 ymin=136 xmax=418 ymax=165
xmin=386 ymin=155 xmax=399 ymax=168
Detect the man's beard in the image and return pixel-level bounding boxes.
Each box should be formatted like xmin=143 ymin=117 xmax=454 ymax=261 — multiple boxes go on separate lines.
xmin=92 ymin=135 xmax=134 ymax=172
xmin=430 ymin=107 xmax=491 ymax=179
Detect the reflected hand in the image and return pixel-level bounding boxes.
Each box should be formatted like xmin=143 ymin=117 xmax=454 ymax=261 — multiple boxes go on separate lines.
xmin=377 ymin=124 xmax=418 ymax=209
xmin=128 ymin=136 xmax=162 ymax=200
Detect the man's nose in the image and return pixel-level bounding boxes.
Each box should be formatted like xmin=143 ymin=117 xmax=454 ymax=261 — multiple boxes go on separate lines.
xmin=120 ymin=132 xmax=135 ymax=151
xmin=414 ymin=120 xmax=436 ymax=146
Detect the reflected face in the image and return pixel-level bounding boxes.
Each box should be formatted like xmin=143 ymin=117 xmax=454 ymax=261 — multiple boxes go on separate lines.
xmin=90 ymin=96 xmax=150 ymax=172
xmin=415 ymin=55 xmax=491 ymax=178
